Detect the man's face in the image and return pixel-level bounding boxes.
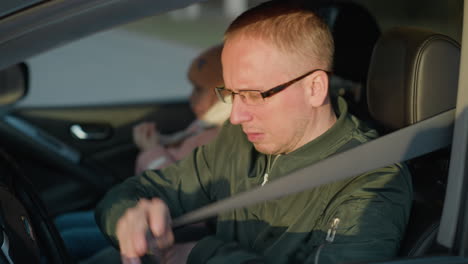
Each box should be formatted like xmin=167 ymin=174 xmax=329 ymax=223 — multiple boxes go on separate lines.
xmin=222 ymin=36 xmax=318 ymax=155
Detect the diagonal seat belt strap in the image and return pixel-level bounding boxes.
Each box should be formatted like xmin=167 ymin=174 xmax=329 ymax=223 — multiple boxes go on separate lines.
xmin=172 ymin=109 xmax=455 ymax=228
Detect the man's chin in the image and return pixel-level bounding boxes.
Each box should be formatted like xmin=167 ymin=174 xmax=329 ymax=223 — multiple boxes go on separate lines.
xmin=252 ymin=143 xmax=276 ymax=155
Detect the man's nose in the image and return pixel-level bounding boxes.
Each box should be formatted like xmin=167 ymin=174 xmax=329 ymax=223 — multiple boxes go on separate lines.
xmin=230 ymin=97 xmax=252 ymax=125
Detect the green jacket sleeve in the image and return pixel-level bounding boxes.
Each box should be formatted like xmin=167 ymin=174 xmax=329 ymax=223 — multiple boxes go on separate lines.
xmin=95 ymin=141 xmax=219 ymax=247
xmin=304 ymin=165 xmax=413 ymax=264
xmin=305 ymin=203 xmax=405 ymax=264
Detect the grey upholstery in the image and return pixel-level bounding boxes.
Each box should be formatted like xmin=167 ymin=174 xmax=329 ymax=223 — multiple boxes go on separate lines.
xmin=367 ymin=27 xmax=460 ymax=132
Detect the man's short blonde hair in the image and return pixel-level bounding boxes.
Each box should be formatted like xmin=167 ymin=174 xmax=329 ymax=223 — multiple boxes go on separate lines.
xmin=224 ymin=1 xmax=334 ymax=71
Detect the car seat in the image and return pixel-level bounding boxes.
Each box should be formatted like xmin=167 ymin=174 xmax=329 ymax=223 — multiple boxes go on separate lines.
xmin=366 ymin=27 xmax=460 ymax=256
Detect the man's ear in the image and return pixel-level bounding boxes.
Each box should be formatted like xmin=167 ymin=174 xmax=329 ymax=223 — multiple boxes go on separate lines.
xmin=304 ymin=70 xmax=329 ymax=107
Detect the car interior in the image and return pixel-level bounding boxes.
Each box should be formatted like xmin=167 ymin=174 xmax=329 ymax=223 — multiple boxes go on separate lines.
xmin=0 ymin=0 xmax=466 ymax=263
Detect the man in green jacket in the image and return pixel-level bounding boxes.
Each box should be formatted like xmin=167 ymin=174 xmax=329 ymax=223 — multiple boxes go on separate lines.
xmin=95 ymin=1 xmax=412 ymax=263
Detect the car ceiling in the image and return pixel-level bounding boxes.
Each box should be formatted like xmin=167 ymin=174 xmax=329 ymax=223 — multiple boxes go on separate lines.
xmin=0 ymin=0 xmax=43 ymax=18
xmin=0 ymin=0 xmax=202 ymax=71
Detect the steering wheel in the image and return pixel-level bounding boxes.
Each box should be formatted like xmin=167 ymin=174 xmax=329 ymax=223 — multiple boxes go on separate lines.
xmin=0 ymin=149 xmax=72 ymax=263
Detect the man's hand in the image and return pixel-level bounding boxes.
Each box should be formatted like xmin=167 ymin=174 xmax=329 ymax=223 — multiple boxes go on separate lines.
xmin=133 ymin=122 xmax=160 ymax=151
xmin=117 ymin=198 xmax=174 ymax=262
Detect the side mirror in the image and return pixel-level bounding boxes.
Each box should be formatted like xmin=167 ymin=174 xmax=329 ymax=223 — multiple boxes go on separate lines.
xmin=0 ymin=63 xmax=28 ymax=106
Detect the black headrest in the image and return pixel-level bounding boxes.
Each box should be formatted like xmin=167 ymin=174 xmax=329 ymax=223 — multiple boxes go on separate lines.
xmin=312 ymin=2 xmax=380 ymax=83
xmin=306 ymin=2 xmax=380 ymax=120
xmin=367 ymin=27 xmax=460 ymax=132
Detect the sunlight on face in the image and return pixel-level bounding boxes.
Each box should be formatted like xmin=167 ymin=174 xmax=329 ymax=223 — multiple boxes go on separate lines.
xmin=223 ymin=36 xmax=319 ymax=155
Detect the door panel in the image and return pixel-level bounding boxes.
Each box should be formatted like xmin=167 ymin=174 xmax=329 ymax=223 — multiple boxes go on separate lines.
xmin=3 ymin=100 xmax=194 ymax=215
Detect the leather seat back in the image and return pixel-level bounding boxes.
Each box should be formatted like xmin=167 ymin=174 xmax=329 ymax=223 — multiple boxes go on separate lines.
xmin=366 ymin=27 xmax=460 ymax=256
xmin=367 ymin=27 xmax=460 ymax=133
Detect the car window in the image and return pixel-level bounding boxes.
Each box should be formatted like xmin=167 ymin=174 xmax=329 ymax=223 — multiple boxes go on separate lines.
xmin=19 ymin=1 xmax=238 ymax=107
xmin=17 ymin=0 xmax=463 ymax=108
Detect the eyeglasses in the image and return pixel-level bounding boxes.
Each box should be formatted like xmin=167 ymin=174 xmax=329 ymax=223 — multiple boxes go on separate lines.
xmin=215 ymin=69 xmax=329 ymax=106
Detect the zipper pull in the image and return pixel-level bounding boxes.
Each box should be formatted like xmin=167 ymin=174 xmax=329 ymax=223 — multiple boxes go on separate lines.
xmin=261 ymin=173 xmax=269 ymax=186
xmin=325 ymin=218 xmax=340 ymax=243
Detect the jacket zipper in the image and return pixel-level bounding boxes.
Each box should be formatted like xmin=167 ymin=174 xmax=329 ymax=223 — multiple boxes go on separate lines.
xmin=261 ymin=154 xmax=281 ymax=186
xmin=314 ymin=218 xmax=340 ymax=264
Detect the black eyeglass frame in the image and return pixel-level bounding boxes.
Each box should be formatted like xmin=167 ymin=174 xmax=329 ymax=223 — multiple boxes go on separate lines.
xmin=215 ymin=69 xmax=330 ymax=104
